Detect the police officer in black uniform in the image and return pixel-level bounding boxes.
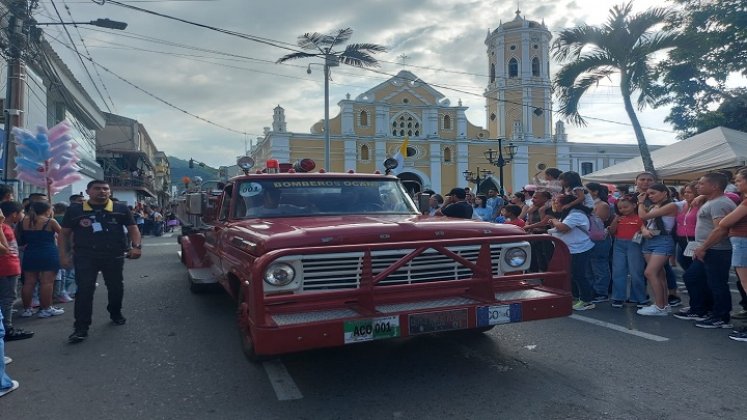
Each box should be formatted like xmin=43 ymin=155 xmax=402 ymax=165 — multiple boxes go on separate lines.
xmin=60 ymin=180 xmax=141 ymax=343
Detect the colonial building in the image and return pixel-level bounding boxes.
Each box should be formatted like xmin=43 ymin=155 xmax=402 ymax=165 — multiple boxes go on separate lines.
xmin=250 ymin=10 xmax=654 ymax=194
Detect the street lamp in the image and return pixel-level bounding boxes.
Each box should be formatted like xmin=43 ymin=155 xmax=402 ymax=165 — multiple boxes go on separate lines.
xmin=306 ymin=56 xmax=339 ymax=171
xmin=483 ymin=138 xmax=518 ymax=195
xmin=34 ymin=18 xmax=128 ymax=30
xmin=462 ymin=167 xmax=493 ymax=195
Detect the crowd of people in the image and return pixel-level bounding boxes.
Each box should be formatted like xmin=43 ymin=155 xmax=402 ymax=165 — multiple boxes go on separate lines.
xmin=1 ymin=180 xmax=151 ymax=398
xmin=421 ymin=167 xmax=747 ymax=343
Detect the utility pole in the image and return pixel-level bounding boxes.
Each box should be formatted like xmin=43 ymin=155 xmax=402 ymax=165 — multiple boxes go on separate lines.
xmin=3 ymin=0 xmax=33 ymax=184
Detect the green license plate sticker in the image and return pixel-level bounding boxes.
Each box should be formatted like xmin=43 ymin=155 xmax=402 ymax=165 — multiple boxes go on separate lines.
xmin=343 ymin=316 xmax=400 ymax=344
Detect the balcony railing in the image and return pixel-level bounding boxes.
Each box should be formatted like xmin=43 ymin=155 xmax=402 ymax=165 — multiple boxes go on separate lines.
xmin=104 ymin=175 xmax=155 ymax=193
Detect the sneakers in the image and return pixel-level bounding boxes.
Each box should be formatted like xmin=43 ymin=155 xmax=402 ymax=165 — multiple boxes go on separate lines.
xmin=667 ymin=295 xmax=682 ymax=307
xmin=592 ymin=295 xmax=609 ymax=303
xmin=3 ymin=327 xmax=34 ymax=341
xmin=611 ymin=300 xmax=624 ymax=308
xmin=110 ymin=314 xmax=127 ymax=326
xmin=635 ymin=301 xmax=651 ymax=309
xmin=573 ymin=301 xmax=596 ymax=311
xmin=3 ymin=356 xmax=10 ymax=365
xmin=637 ymin=304 xmax=670 ymax=316
xmin=731 ymin=309 xmax=747 ymax=320
xmin=728 ymin=330 xmax=747 ymax=342
xmin=0 ymin=380 xmax=19 ymax=398
xmin=53 ymin=292 xmax=74 ymax=303
xmin=695 ymin=316 xmax=732 ymax=329
xmin=19 ymin=308 xmax=34 ymax=318
xmin=673 ymin=309 xmax=709 ymax=321
xmin=37 ymin=307 xmax=64 ymax=318
xmin=68 ymin=329 xmax=88 ymax=344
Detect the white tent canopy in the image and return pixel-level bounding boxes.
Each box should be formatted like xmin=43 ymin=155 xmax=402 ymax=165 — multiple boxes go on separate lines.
xmin=582 ymin=127 xmax=747 ymax=183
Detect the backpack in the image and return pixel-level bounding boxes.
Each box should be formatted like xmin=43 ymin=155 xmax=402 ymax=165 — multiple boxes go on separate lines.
xmin=587 ymin=213 xmax=608 ymax=241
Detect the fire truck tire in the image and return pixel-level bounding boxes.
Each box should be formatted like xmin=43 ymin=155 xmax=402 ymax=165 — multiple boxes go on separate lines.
xmin=238 ymin=290 xmax=270 ymax=362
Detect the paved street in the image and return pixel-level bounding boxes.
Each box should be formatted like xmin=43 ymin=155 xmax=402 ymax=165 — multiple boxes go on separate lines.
xmin=3 ymin=233 xmax=746 ymax=420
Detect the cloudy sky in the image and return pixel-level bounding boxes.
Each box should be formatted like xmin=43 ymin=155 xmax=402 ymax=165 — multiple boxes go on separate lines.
xmin=33 ymin=0 xmax=678 ymax=167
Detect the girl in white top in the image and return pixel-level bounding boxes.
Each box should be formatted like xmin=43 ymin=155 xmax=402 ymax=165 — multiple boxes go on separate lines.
xmin=559 ymin=171 xmax=595 ymax=211
xmin=548 ymin=194 xmax=596 ymax=310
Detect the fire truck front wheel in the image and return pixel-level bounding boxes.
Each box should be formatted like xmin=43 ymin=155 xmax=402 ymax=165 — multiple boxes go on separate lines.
xmin=237 ymin=290 xmax=270 ymax=363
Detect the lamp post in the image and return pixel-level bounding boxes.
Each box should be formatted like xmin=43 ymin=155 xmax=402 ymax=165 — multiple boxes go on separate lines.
xmin=306 ymin=56 xmax=339 ymax=171
xmin=483 ymin=138 xmax=518 ymax=195
xmin=462 ymin=167 xmax=493 ymax=195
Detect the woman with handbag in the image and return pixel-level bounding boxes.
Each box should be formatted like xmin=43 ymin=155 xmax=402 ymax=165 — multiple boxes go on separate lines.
xmin=637 ymin=184 xmax=678 ymax=316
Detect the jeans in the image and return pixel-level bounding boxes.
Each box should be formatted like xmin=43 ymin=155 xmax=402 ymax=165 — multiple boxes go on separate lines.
xmin=571 ymin=249 xmax=594 ymax=302
xmin=587 ymin=236 xmax=612 ymax=297
xmin=0 ymin=311 xmax=13 ymax=390
xmin=73 ymin=256 xmax=125 ymax=331
xmin=611 ymin=239 xmax=647 ymax=303
xmin=676 ymin=236 xmax=694 ymax=271
xmin=665 ymin=262 xmax=677 ymax=290
xmin=0 ymin=276 xmax=18 ymax=330
xmin=682 ymin=249 xmax=732 ymax=320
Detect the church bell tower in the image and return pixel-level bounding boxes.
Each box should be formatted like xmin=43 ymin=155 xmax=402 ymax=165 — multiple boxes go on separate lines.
xmin=484 ymin=9 xmax=553 ymax=142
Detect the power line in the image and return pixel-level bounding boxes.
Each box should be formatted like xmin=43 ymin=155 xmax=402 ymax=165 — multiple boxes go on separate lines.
xmin=61 ymin=1 xmax=117 ymax=112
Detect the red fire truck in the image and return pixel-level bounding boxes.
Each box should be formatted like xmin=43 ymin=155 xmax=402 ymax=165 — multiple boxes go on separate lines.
xmin=178 ymin=158 xmax=571 ymax=360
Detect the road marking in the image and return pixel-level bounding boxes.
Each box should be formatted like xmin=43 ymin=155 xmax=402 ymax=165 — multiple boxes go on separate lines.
xmin=570 ymin=314 xmax=670 ymax=342
xmin=263 ymin=360 xmax=303 ymax=401
xmin=143 ymin=242 xmax=177 ymax=247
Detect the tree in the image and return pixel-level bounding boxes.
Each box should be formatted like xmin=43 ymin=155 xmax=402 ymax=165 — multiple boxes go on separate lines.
xmin=656 ymin=0 xmax=747 ymax=137
xmin=277 ymin=28 xmax=386 ymax=170
xmin=691 ymin=89 xmax=747 ymax=134
xmin=552 ymin=2 xmax=679 ymax=177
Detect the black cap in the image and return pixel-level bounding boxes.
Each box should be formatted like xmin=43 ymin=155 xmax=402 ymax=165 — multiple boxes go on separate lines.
xmin=445 ymin=187 xmax=466 ymax=199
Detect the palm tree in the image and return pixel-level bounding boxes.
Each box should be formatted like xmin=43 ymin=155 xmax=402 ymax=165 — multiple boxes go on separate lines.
xmin=552 ymin=2 xmax=679 ymax=177
xmin=277 ymin=28 xmax=386 ymax=170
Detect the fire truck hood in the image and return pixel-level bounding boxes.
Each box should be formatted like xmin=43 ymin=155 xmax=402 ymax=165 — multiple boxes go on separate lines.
xmin=229 ymin=215 xmax=526 ymax=254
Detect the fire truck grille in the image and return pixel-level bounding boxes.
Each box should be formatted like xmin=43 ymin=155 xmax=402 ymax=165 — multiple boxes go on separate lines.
xmin=300 ymin=245 xmax=503 ymax=291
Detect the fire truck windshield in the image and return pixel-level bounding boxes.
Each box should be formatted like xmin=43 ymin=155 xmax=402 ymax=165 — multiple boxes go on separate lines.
xmin=233 ymin=178 xmax=418 ymax=218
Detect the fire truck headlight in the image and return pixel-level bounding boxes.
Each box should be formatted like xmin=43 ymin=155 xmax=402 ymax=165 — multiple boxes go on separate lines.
xmin=264 ymin=263 xmax=296 ymax=287
xmin=504 ymin=247 xmax=528 ymax=268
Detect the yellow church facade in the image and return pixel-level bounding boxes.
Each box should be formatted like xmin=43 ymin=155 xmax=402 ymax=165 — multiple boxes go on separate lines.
xmin=250 ymin=11 xmax=650 ymax=195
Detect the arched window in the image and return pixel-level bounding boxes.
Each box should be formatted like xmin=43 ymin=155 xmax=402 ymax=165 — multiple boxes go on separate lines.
xmin=508 ymin=58 xmax=518 ymax=78
xmin=390 ymin=112 xmax=422 ymax=137
xmin=443 ymin=147 xmax=452 ymax=163
xmin=443 ymin=115 xmax=451 ymax=130
xmin=532 ymin=57 xmax=540 ymax=77
xmin=360 ymin=110 xmax=368 ymax=126
xmin=490 ymin=63 xmax=495 ymax=83
xmin=359 ymin=144 xmax=369 ymax=161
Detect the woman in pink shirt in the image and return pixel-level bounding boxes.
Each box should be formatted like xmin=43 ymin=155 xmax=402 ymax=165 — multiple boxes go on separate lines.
xmin=675 ymin=182 xmax=699 ymax=271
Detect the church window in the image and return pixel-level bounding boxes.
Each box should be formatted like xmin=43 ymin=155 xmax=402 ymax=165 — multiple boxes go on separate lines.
xmin=359 ymin=144 xmax=370 ymax=161
xmin=490 ymin=113 xmax=496 ymax=121
xmin=443 ymin=147 xmax=452 ymax=163
xmin=510 ymin=45 xmax=516 ymax=50
xmin=508 ymin=58 xmax=518 ymax=78
xmin=490 ymin=63 xmax=495 ymax=83
xmin=443 ymin=115 xmax=451 ymax=130
xmin=391 ymin=112 xmax=422 ymax=137
xmin=533 ymin=44 xmax=539 ymax=49
xmin=359 ymin=110 xmax=368 ymax=126
xmin=406 ymin=147 xmax=417 ymax=157
xmin=532 ymin=57 xmax=540 ymax=77
xmin=403 ymin=98 xmax=409 ymax=104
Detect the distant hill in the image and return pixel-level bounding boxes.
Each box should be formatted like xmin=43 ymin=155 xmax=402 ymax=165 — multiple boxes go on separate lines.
xmin=169 ymin=156 xmax=219 ymax=187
